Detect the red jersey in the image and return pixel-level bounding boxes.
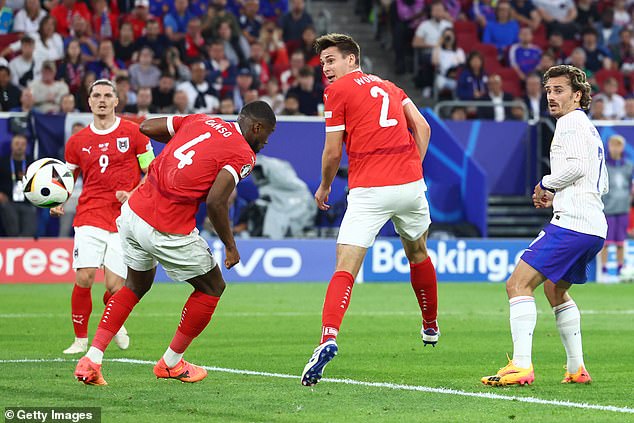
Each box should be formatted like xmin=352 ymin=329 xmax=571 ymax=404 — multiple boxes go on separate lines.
xmin=50 ymin=3 xmax=92 ymax=37
xmin=323 ymin=70 xmax=422 ymax=189
xmin=65 ymin=118 xmax=151 ymax=232
xmin=128 ymin=114 xmax=256 ymax=235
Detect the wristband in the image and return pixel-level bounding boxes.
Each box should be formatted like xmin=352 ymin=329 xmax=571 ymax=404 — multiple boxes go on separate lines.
xmin=539 ymin=180 xmax=555 ymax=193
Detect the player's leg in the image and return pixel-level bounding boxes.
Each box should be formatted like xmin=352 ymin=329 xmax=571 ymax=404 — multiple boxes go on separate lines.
xmin=302 ymin=185 xmax=389 ymax=386
xmin=103 ymin=231 xmax=131 ymax=350
xmin=65 ymin=226 xmax=110 ymax=354
xmin=75 ymin=266 xmax=155 ymax=386
xmin=543 ymin=281 xmax=591 ymax=384
xmin=64 ymin=267 xmax=98 ymax=354
xmin=481 ymin=259 xmax=545 ymax=386
xmin=599 ymin=244 xmax=609 ymax=281
xmin=148 ymin=227 xmax=218 ymax=383
xmin=392 ymin=179 xmax=437 ymax=345
xmin=153 ymin=266 xmax=224 ymax=383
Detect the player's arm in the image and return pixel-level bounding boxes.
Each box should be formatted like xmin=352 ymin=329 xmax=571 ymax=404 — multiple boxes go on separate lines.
xmin=403 ymin=101 xmax=431 ymax=161
xmin=540 ymin=133 xmax=586 ymax=192
xmin=207 ymin=169 xmax=240 ymax=269
xmin=139 ymin=117 xmax=174 ymax=143
xmin=315 ymin=131 xmax=344 ymax=211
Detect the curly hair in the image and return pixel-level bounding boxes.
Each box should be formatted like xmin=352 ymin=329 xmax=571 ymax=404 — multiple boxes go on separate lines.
xmin=543 ymin=65 xmax=592 ymax=110
xmin=313 ymin=33 xmax=361 ymax=66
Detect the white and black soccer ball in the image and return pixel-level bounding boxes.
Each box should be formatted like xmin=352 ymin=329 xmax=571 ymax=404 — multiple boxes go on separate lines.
xmin=22 ymin=158 xmax=74 ymax=208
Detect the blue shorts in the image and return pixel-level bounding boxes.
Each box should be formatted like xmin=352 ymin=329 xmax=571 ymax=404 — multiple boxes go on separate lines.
xmin=521 ymin=224 xmax=604 ymax=284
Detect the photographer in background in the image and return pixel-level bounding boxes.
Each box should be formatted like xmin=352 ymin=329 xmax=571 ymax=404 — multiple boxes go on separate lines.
xmin=0 ymin=134 xmax=37 ymax=237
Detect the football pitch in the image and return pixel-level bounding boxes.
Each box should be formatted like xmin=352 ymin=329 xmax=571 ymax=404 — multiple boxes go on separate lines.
xmin=1 ymin=282 xmax=633 ymax=422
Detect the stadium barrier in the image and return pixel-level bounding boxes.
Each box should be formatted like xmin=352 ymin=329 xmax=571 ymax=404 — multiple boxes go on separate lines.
xmin=0 ymin=237 xmax=605 ymax=283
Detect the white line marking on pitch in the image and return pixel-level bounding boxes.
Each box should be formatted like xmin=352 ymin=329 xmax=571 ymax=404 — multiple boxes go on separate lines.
xmin=1 ymin=309 xmax=633 ymax=319
xmin=0 ymin=358 xmax=632 ymax=415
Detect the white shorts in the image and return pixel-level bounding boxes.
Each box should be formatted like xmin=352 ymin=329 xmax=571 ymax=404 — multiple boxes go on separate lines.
xmin=337 ymin=178 xmax=431 ymax=248
xmin=116 ymin=202 xmax=216 ymax=282
xmin=72 ymin=226 xmax=127 ymax=279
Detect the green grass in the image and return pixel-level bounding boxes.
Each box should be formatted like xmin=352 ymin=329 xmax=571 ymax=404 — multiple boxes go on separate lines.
xmin=1 ymin=282 xmax=633 ymax=422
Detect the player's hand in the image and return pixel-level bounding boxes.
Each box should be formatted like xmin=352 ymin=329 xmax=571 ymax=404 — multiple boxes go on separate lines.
xmin=533 ymin=183 xmax=554 ymax=209
xmin=115 ymin=191 xmax=131 ymax=203
xmin=315 ymin=185 xmax=331 ymax=211
xmin=224 ymin=246 xmax=240 ymax=269
xmin=50 ymin=205 xmax=64 ymax=216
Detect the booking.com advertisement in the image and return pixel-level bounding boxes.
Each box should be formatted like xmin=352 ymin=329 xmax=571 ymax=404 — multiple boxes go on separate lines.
xmin=0 ymin=238 xmax=603 ymax=283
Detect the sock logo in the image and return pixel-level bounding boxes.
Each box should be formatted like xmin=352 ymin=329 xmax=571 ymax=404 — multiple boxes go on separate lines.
xmin=72 ymin=314 xmax=84 ymax=325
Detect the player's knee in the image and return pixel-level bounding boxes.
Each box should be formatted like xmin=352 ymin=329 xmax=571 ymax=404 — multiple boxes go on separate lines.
xmin=75 ymin=270 xmax=95 ymax=287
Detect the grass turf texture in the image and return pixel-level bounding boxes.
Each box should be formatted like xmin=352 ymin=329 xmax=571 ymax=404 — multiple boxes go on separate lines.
xmin=0 ymin=282 xmax=633 ymax=422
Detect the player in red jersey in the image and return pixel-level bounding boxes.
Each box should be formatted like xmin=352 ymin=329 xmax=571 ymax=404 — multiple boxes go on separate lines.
xmin=301 ymin=34 xmax=438 ymax=386
xmin=51 ymin=79 xmax=154 ymax=355
xmin=74 ymin=101 xmax=276 ymax=386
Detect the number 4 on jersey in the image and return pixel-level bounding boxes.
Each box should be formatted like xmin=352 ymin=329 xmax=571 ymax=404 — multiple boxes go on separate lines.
xmin=174 ymin=132 xmax=212 ymax=169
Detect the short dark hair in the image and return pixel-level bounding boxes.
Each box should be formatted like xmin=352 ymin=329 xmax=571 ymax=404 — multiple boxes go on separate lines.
xmin=298 ymin=65 xmax=314 ymax=77
xmin=543 ymin=65 xmax=592 ymax=110
xmin=238 ymin=100 xmax=276 ymax=127
xmin=89 ymin=79 xmax=118 ymax=97
xmin=313 ymin=33 xmax=361 ymax=66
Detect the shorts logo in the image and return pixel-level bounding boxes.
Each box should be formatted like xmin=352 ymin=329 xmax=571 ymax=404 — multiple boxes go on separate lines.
xmin=73 ymin=247 xmax=79 ymax=258
xmin=117 ymin=137 xmax=130 ymax=153
xmin=240 ymin=164 xmax=252 ymax=178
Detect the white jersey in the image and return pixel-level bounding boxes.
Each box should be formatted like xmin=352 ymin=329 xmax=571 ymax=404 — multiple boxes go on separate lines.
xmin=542 ymin=109 xmax=608 ymax=238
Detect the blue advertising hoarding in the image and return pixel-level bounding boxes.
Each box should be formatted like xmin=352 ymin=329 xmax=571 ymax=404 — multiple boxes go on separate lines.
xmin=149 ymin=238 xmax=599 ymax=283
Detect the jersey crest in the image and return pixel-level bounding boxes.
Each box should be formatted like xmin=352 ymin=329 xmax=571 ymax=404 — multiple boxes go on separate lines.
xmin=117 ymin=137 xmax=130 ymax=153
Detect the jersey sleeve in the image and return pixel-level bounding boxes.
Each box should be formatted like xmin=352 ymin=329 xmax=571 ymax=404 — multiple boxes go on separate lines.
xmin=223 ymin=149 xmax=256 ymax=185
xmin=166 ymin=115 xmax=188 ymax=137
xmin=323 ymin=84 xmax=345 ymax=133
xmin=64 ymin=136 xmax=79 ymax=171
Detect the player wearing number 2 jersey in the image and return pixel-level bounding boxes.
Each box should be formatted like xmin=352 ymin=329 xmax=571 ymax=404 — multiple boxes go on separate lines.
xmin=74 ymin=101 xmax=276 ymax=386
xmin=301 ymin=33 xmax=439 ymax=387
xmin=52 ymin=79 xmax=154 ymax=356
xmin=482 ymin=65 xmax=607 ymax=387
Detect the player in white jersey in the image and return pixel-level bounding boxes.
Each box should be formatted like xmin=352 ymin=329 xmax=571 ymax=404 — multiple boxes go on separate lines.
xmin=482 ymin=65 xmax=607 ymax=386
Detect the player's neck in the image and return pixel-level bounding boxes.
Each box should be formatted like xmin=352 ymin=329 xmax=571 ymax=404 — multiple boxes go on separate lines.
xmin=11 ymin=153 xmax=25 ymax=161
xmin=93 ymin=114 xmax=117 ymax=131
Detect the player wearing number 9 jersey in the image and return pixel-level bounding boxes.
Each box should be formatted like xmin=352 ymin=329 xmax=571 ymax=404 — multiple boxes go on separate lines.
xmin=74 ymin=101 xmax=276 ymax=386
xmin=301 ymin=33 xmax=440 ymax=387
xmin=53 ymin=79 xmax=154 ymax=356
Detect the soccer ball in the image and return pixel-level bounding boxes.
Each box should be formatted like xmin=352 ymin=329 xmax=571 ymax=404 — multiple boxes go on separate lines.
xmin=22 ymin=158 xmax=74 ymax=208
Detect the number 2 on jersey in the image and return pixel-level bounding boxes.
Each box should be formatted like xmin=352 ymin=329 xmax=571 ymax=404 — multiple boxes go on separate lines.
xmin=174 ymin=132 xmax=212 ymax=169
xmin=370 ymin=86 xmax=397 ymax=128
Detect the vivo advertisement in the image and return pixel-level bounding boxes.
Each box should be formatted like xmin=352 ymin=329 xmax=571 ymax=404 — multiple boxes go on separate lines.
xmin=0 ymin=238 xmax=603 ymax=283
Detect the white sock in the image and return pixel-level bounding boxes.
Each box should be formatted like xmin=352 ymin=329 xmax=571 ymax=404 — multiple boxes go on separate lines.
xmin=554 ymin=300 xmax=584 ymax=372
xmin=162 ymin=347 xmax=183 ymax=368
xmin=509 ymin=296 xmax=537 ymax=368
xmin=86 ymin=346 xmax=104 ymax=364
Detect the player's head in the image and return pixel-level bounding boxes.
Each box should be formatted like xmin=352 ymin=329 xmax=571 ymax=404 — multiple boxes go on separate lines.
xmin=543 ymin=65 xmax=591 ymax=118
xmin=314 ymin=33 xmax=361 ymax=83
xmin=88 ymin=79 xmax=119 ymax=118
xmin=237 ymin=100 xmax=276 ymax=153
xmin=608 ymin=134 xmax=626 ymax=159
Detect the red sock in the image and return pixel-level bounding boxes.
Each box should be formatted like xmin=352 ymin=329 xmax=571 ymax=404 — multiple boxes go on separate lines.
xmin=92 ymin=286 xmax=139 ymax=352
xmin=169 ymin=291 xmax=220 ymax=353
xmin=71 ymin=284 xmax=92 ymax=338
xmin=410 ymin=257 xmax=438 ymax=325
xmin=103 ymin=290 xmax=112 ymax=305
xmin=320 ymin=271 xmax=354 ymax=343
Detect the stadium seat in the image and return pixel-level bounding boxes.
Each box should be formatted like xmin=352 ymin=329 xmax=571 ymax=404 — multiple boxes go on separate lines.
xmin=532 ymin=25 xmax=548 ymax=49
xmin=0 ymin=32 xmax=21 ymax=51
xmin=495 ymin=67 xmax=524 ymax=98
xmin=454 ymin=20 xmax=479 ymax=52
xmin=594 ymin=68 xmax=627 ymax=97
xmin=561 ymin=39 xmax=579 ymax=57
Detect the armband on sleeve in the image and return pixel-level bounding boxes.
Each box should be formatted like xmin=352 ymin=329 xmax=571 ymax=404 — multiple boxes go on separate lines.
xmin=137 ymin=150 xmax=155 ymax=170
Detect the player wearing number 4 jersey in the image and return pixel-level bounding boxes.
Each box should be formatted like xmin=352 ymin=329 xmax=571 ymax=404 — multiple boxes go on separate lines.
xmin=301 ymin=33 xmax=439 ymax=387
xmin=74 ymin=101 xmax=276 ymax=386
xmin=51 ymin=79 xmax=154 ymax=356
xmin=482 ymin=65 xmax=607 ymax=387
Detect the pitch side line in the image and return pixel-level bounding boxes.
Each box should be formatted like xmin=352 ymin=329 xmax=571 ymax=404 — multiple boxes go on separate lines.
xmin=1 ymin=309 xmax=634 ymax=319
xmin=1 ymin=358 xmax=633 ymax=415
